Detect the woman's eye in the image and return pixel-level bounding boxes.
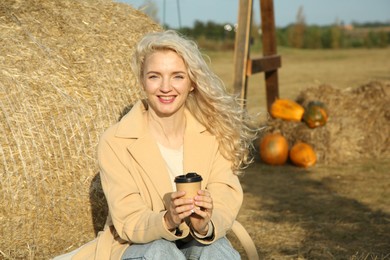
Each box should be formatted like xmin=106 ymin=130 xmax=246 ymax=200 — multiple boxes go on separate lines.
xmin=148 ymin=75 xmax=158 ymax=79
xmin=174 ymin=75 xmax=184 ymax=79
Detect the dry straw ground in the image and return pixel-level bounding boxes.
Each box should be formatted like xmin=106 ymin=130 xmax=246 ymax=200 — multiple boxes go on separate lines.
xmin=1 ymin=0 xmax=160 ymax=258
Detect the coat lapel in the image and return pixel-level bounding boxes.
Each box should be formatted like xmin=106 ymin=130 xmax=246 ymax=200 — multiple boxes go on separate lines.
xmin=183 ymin=110 xmax=215 ymax=188
xmin=127 ymin=134 xmax=174 ymax=200
xmin=116 ymin=100 xmax=173 ymax=201
xmin=116 ymin=101 xmax=215 ymax=200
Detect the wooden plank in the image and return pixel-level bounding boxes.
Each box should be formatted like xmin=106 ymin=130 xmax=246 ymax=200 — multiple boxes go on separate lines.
xmin=233 ymin=0 xmax=253 ymax=105
xmin=233 ymin=0 xmax=281 ymax=112
xmin=260 ymin=0 xmax=277 ymax=55
xmin=247 ymin=55 xmax=281 ymax=75
xmin=265 ymin=70 xmax=279 ymax=112
xmin=259 ymin=0 xmax=279 ymax=112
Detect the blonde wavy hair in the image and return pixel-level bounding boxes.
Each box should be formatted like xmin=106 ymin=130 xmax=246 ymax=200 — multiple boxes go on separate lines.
xmin=131 ymin=30 xmax=259 ymax=175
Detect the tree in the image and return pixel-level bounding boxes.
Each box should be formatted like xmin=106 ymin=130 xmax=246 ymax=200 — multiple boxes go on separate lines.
xmin=289 ymin=6 xmax=305 ymax=48
xmin=330 ymin=19 xmax=341 ymax=49
xmin=304 ymin=26 xmax=322 ymax=49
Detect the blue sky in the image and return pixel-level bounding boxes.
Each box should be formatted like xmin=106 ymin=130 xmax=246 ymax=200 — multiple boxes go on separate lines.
xmin=117 ymin=0 xmax=390 ymax=28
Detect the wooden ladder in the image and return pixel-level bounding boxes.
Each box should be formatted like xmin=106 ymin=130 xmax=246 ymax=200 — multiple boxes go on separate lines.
xmin=233 ymin=0 xmax=281 ymax=112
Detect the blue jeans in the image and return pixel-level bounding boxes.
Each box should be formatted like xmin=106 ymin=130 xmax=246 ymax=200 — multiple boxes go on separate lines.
xmin=121 ymin=237 xmax=240 ymax=260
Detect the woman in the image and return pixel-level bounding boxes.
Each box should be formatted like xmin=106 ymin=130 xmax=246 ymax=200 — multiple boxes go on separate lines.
xmin=55 ymin=30 xmax=258 ymax=260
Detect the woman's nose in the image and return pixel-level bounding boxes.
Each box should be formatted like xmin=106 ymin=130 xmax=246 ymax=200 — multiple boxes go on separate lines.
xmin=160 ymin=78 xmax=172 ymax=92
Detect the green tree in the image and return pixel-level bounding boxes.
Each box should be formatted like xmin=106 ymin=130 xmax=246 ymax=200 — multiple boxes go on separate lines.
xmin=304 ymin=26 xmax=322 ymax=48
xmin=289 ymin=6 xmax=305 ymax=48
xmin=330 ymin=19 xmax=342 ymax=49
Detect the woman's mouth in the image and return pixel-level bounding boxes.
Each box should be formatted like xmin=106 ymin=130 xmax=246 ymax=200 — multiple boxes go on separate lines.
xmin=158 ymin=95 xmax=176 ymax=103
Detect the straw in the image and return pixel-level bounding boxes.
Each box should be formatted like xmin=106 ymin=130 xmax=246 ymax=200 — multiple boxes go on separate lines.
xmin=0 ymin=0 xmax=161 ymax=258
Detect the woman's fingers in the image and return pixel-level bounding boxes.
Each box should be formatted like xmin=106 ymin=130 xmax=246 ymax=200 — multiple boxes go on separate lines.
xmin=169 ymin=190 xmax=214 ymax=225
xmin=169 ymin=191 xmax=195 ymax=220
xmin=194 ymin=190 xmax=213 ymax=212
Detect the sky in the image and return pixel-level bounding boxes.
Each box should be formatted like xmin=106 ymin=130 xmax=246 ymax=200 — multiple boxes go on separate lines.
xmin=117 ymin=0 xmax=390 ymax=28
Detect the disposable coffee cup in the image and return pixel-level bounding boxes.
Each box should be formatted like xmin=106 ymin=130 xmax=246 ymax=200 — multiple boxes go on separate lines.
xmin=174 ymin=172 xmax=203 ymax=199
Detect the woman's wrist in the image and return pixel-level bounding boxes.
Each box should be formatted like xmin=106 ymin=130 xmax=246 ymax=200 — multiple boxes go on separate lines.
xmin=163 ymin=212 xmax=177 ymax=231
xmin=194 ymin=224 xmax=208 ymax=236
xmin=191 ymin=222 xmax=214 ymax=238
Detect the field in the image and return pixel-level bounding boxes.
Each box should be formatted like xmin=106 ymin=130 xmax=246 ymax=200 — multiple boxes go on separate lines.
xmin=206 ymin=47 xmax=390 ymax=259
xmin=207 ymin=47 xmax=390 ymax=117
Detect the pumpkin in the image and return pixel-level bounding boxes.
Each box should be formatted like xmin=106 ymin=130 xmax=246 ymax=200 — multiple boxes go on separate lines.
xmin=270 ymin=98 xmax=305 ymax=122
xmin=303 ymin=101 xmax=328 ymax=128
xmin=259 ymin=133 xmax=289 ymax=165
xmin=289 ymin=142 xmax=317 ymax=167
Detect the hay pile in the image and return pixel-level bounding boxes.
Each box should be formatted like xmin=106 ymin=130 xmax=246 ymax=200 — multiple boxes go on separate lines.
xmin=0 ymin=0 xmax=161 ymax=258
xmin=266 ymin=81 xmax=390 ymax=165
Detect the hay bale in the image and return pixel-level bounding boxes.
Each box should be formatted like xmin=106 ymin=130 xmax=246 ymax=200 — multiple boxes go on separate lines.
xmin=266 ymin=81 xmax=390 ymax=164
xmin=0 ymin=0 xmax=161 ymax=258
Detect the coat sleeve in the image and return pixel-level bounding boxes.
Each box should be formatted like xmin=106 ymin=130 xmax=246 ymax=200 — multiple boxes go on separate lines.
xmin=194 ymin=141 xmax=243 ymax=244
xmin=97 ymin=131 xmax=189 ymax=244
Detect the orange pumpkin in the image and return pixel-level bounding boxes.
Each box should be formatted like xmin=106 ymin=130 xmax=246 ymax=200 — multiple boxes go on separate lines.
xmin=270 ymin=99 xmax=305 ymax=122
xmin=259 ymin=133 xmax=289 ymax=165
xmin=289 ymin=142 xmax=317 ymax=167
xmin=303 ymin=101 xmax=328 ymax=128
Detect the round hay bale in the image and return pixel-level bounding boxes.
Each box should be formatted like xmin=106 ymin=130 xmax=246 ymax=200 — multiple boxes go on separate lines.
xmin=266 ymin=81 xmax=390 ymax=165
xmin=0 ymin=0 xmax=161 ymax=258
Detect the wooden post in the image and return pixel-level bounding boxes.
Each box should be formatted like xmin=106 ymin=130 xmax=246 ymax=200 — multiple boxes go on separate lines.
xmin=233 ymin=0 xmax=281 ymax=112
xmin=259 ymin=0 xmax=279 ymax=112
xmin=233 ymin=0 xmax=253 ymax=108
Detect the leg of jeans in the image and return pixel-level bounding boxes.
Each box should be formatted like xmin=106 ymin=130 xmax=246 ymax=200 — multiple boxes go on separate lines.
xmin=178 ymin=239 xmax=203 ymax=260
xmin=179 ymin=237 xmax=241 ymax=260
xmin=199 ymin=237 xmax=240 ymax=260
xmin=121 ymin=239 xmax=186 ymax=260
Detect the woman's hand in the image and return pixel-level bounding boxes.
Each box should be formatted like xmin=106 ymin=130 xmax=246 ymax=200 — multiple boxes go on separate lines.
xmin=190 ymin=190 xmax=213 ymax=235
xmin=164 ymin=191 xmax=194 ymax=231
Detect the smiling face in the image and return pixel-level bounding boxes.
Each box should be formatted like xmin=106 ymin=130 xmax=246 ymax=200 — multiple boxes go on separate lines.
xmin=142 ymin=50 xmax=193 ymax=118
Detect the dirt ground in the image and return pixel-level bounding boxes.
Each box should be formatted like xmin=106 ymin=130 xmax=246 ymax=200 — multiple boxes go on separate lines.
xmin=209 ymin=48 xmax=390 ymax=259
xmin=229 ymin=158 xmax=390 ymax=259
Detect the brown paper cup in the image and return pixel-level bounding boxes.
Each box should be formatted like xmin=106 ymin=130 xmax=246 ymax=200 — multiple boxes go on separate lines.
xmin=174 ymin=172 xmax=202 ymax=199
xmin=175 ymin=182 xmax=201 ymax=199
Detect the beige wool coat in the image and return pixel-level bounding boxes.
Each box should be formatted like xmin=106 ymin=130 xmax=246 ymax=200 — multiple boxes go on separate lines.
xmin=72 ymin=100 xmax=244 ymax=260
